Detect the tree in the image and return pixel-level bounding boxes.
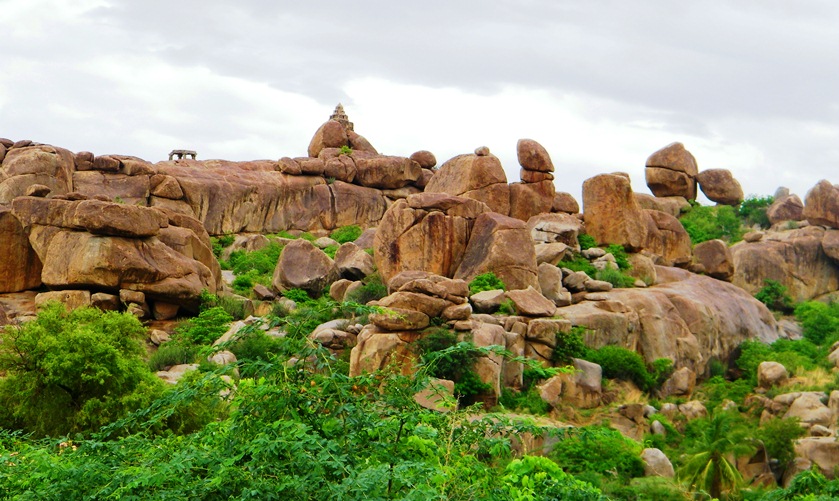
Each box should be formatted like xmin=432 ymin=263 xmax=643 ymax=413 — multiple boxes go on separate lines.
xmin=679 ymin=411 xmax=756 ymax=500
xmin=0 ymin=302 xmax=163 ymax=437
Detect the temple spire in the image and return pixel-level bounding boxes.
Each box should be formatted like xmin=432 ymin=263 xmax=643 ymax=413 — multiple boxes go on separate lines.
xmin=330 ymin=103 xmax=354 ymax=131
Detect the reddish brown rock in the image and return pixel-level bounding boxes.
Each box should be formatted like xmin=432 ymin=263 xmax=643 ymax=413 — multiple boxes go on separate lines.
xmin=278 ymin=157 xmax=302 ymax=175
xmin=693 ymin=239 xmax=734 ymax=281
xmin=583 ymin=174 xmax=649 ymax=251
xmin=308 ymin=120 xmax=349 ymax=158
xmin=150 ymin=174 xmax=184 ymax=199
xmin=644 ymin=210 xmax=692 ymax=266
xmin=272 ymin=238 xmax=338 ymax=295
xmin=696 ymin=169 xmax=744 ymax=206
xmin=0 ymin=207 xmax=43 ymax=293
xmin=74 ymin=151 xmax=95 ymax=171
xmin=73 ymin=171 xmax=150 ymax=205
xmin=505 ymin=287 xmax=556 ymax=317
xmin=334 ymin=242 xmax=375 ymax=280
xmin=0 ymin=145 xmax=75 ymax=203
xmin=346 ymin=130 xmax=377 ymax=154
xmin=370 ymin=307 xmax=429 ymax=331
xmin=635 ymin=193 xmax=690 ymax=217
xmin=454 ymin=212 xmax=540 ymax=291
xmin=527 ymin=213 xmax=583 ymax=247
xmin=767 ymin=194 xmax=805 ymax=224
xmin=323 ymin=155 xmax=357 ymax=183
xmin=552 ymin=191 xmax=580 ymax=214
xmin=509 ymin=180 xmax=555 ymax=221
xmin=516 ymin=138 xmax=554 ymax=173
xmin=520 ymin=169 xmax=554 ymax=183
xmin=12 ymin=197 xmax=167 ymax=238
xmin=374 ymin=193 xmax=489 ymax=285
xmin=804 ymin=180 xmax=839 ymax=228
xmin=645 ymin=143 xmax=699 ymax=200
xmin=93 ymin=155 xmax=121 ymax=172
xmin=409 ymin=150 xmax=437 ymax=169
xmin=25 ymin=184 xmax=50 ymax=197
xmin=353 ymin=156 xmax=421 ymax=189
xmin=425 ymin=153 xmax=510 ymax=215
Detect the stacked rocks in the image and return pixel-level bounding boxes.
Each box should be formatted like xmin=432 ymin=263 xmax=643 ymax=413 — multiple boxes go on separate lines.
xmin=645 ymin=142 xmax=698 ymax=200
xmin=510 ymin=139 xmax=557 ymax=221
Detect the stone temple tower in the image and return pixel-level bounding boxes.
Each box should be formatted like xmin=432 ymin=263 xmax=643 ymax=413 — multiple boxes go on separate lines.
xmin=329 ymin=103 xmax=354 ymax=131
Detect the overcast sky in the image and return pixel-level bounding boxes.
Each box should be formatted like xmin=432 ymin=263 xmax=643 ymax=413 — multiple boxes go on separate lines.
xmin=2 ymin=0 xmax=837 ymax=203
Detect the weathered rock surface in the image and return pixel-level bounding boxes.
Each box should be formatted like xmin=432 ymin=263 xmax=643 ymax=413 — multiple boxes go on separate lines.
xmin=272 ymin=239 xmax=338 ymax=295
xmin=794 ymin=438 xmax=839 ymax=479
xmin=552 ymin=192 xmax=579 ymax=214
xmin=454 ymin=212 xmax=540 ymax=291
xmin=0 ymin=207 xmax=42 ymax=293
xmin=731 ymin=226 xmax=839 ymax=302
xmin=643 ymin=209 xmax=692 ymax=266
xmin=804 ymin=180 xmax=839 ymax=228
xmin=424 ymin=153 xmax=510 ymax=215
xmin=583 ymin=173 xmax=649 ymax=251
xmin=767 ymin=194 xmax=805 ymax=224
xmin=560 ymin=266 xmax=779 ymax=374
xmin=641 ymin=448 xmax=675 ymax=478
xmin=696 ymin=169 xmax=744 ymax=206
xmin=517 ymin=139 xmax=554 ymax=173
xmin=757 ymin=361 xmax=789 ymax=389
xmin=508 ymin=180 xmax=555 ymax=222
xmin=645 ymin=142 xmax=698 ymax=200
xmin=693 ymin=239 xmax=734 ymax=281
xmin=0 ymin=145 xmax=75 ymax=203
xmin=308 ymin=119 xmax=349 ymax=158
xmin=334 ymin=242 xmax=375 ymax=280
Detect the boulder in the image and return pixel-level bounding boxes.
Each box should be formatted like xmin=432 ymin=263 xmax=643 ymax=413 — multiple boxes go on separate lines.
xmin=794 ymin=437 xmax=839 ymax=479
xmin=369 ymin=307 xmax=429 ymax=331
xmin=425 ymin=153 xmax=510 ymax=215
xmin=12 ymin=197 xmax=167 ymax=238
xmin=0 ymin=207 xmax=42 ymax=293
xmin=693 ymin=239 xmax=734 ymax=281
xmin=35 ymin=290 xmax=91 ymax=311
xmin=409 ymin=150 xmax=437 ymax=169
xmin=334 ymin=242 xmax=375 ymax=280
xmin=307 ymin=120 xmax=348 ymax=158
xmin=150 ymin=174 xmax=184 ymax=199
xmin=538 ymin=263 xmax=570 ymax=306
xmin=804 ymin=180 xmax=839 ymax=228
xmin=641 ymin=448 xmax=675 ymax=478
xmin=645 ymin=142 xmax=698 ymax=200
xmin=73 ymin=171 xmax=150 ymax=205
xmin=354 ymin=156 xmax=421 ymax=190
xmin=272 ymin=238 xmax=338 ymax=295
xmin=583 ymin=174 xmax=649 ymax=251
xmin=731 ymin=226 xmax=839 ymax=302
xmin=373 ymin=193 xmax=488 ymax=286
xmin=505 ymin=287 xmax=557 ymax=317
xmin=389 ymin=271 xmax=469 ymax=302
xmin=767 ymin=194 xmax=805 ymax=224
xmin=696 ymin=169 xmax=744 ymax=206
xmin=470 ymin=321 xmax=506 ymax=403
xmin=377 ymin=291 xmax=451 ymax=318
xmin=414 ymin=379 xmax=455 ymax=412
xmin=757 ymin=361 xmax=789 ymax=389
xmin=454 ymin=212 xmax=540 ymax=291
xmin=517 ymin=138 xmax=554 ymax=173
xmin=643 ymin=209 xmax=692 ymax=266
xmin=526 ymin=213 xmax=583 ymax=248
xmin=347 ymin=130 xmax=378 ymax=154
xmin=509 ymin=180 xmax=555 ymax=221
xmin=552 ymin=192 xmax=580 ymax=214
xmin=634 ymin=193 xmax=690 ymax=217
xmin=0 ymin=145 xmax=75 ymax=202
xmin=678 ymin=400 xmax=708 ymax=421
xmin=785 ymin=393 xmax=833 ymax=428
xmin=659 ymin=366 xmax=696 ymax=397
xmin=470 ymin=289 xmax=506 ymax=314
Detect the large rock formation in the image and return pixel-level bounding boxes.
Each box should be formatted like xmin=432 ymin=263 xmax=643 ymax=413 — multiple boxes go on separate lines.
xmin=0 ymin=144 xmax=75 ymax=203
xmin=424 ymin=149 xmax=510 ymax=215
xmin=696 ymin=168 xmax=744 ymax=206
xmin=583 ymin=173 xmax=649 ymax=251
xmin=804 ymin=180 xmax=839 ymax=228
xmin=0 ymin=207 xmax=42 ymax=293
xmin=645 ymin=142 xmax=698 ymax=200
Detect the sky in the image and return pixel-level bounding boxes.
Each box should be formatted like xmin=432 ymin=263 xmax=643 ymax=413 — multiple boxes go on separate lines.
xmin=1 ymin=0 xmax=838 ymax=203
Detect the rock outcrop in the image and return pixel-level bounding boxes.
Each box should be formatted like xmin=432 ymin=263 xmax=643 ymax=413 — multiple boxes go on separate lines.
xmin=696 ymin=168 xmax=744 ymax=206
xmin=804 ymin=180 xmax=839 ymax=228
xmin=424 ymin=149 xmax=510 ymax=215
xmin=645 ymin=142 xmax=698 ymax=200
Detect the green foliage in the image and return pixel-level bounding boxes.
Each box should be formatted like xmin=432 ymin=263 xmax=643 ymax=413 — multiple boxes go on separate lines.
xmin=736 ymin=338 xmax=823 ymax=384
xmin=550 ymin=426 xmax=645 ymax=482
xmin=755 ymin=417 xmax=806 ymax=471
xmin=210 ymin=235 xmax=234 ymax=259
xmin=679 ymin=203 xmax=743 ymax=245
xmin=558 ymin=255 xmax=597 ymax=276
xmin=330 ymin=224 xmax=363 ymax=244
xmin=585 ymin=345 xmax=654 ymax=391
xmin=226 ymin=328 xmax=286 ymax=378
xmin=0 ymin=303 xmax=164 ymax=437
xmin=503 ymin=455 xmax=606 ymax=500
xmin=679 ymin=411 xmax=756 ymax=500
xmin=594 ymin=267 xmax=636 ymax=288
xmin=605 ymin=244 xmax=630 ymax=270
xmin=415 ymin=329 xmax=491 ymax=400
xmin=147 ymin=342 xmax=198 ymax=372
xmin=696 ymin=376 xmax=753 ymax=411
xmin=551 ymin=326 xmax=589 ymax=365
xmin=759 ymin=467 xmax=839 ymax=500
xmin=794 ymin=301 xmax=839 ymax=345
xmin=322 ymin=244 xmax=339 ymax=259
xmin=499 ymin=386 xmax=551 ymax=415
xmin=339 ymin=144 xmax=353 ymax=155
xmin=282 ymin=287 xmax=314 ymax=304
xmin=739 ymin=195 xmax=774 ymax=229
xmin=498 ymin=298 xmax=516 ymax=315
xmin=344 ymin=273 xmax=388 ymax=304
xmin=468 ymin=272 xmax=507 ymax=295
xmin=174 ymin=307 xmax=233 ymax=345
xmin=755 ymin=279 xmax=795 ymax=313
xmin=227 ymin=241 xmax=284 ymax=296
xmin=578 ymin=233 xmax=597 ymax=250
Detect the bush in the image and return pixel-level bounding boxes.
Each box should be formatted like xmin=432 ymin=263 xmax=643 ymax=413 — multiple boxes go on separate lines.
xmin=468 ymin=272 xmax=506 ymax=295
xmin=558 ymin=255 xmax=597 ymax=276
xmin=605 ymin=244 xmax=630 ymax=270
xmin=550 ymin=426 xmax=644 ymax=482
xmin=795 ymin=301 xmax=839 ymax=345
xmin=499 ymin=386 xmax=551 ymax=415
xmin=739 ymin=195 xmax=774 ymax=229
xmin=199 ymin=290 xmax=248 ymax=320
xmin=175 ymin=307 xmax=233 ymax=345
xmin=594 ymin=267 xmax=635 ymax=288
xmin=415 ymin=328 xmax=490 ymax=400
xmin=148 ymin=342 xmax=198 ymax=372
xmin=227 ymin=242 xmax=283 ymax=296
xmin=282 ymin=288 xmax=313 ymax=304
xmin=679 ymin=203 xmax=743 ymax=244
xmin=585 ymin=345 xmax=653 ymax=391
xmin=322 ymin=245 xmax=339 ymax=259
xmin=755 ymin=417 xmax=805 ymax=471
xmin=552 ymin=326 xmax=589 ymax=365
xmin=330 ymin=225 xmax=363 ymax=244
xmin=697 ymin=376 xmax=753 ymax=410
xmin=0 ymin=303 xmax=164 ymax=437
xmin=578 ymin=233 xmax=597 ymax=250
xmin=755 ymin=279 xmax=794 ymax=313
xmin=344 ymin=273 xmax=387 ymax=304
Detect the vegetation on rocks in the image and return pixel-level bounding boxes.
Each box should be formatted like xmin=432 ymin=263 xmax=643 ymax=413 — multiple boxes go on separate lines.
xmin=468 ymin=272 xmax=506 ymax=295
xmin=680 ymin=203 xmax=743 ymax=245
xmin=755 ymin=279 xmax=795 ymax=314
xmin=738 ymin=195 xmax=774 ymax=229
xmin=330 ymin=224 xmax=363 ymax=244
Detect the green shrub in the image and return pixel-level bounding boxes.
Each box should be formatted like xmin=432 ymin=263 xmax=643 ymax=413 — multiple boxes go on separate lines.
xmin=755 ymin=279 xmax=794 ymax=313
xmin=755 ymin=417 xmax=805 ymax=471
xmin=198 ymin=290 xmax=248 ymax=320
xmin=497 ymin=298 xmax=516 ymax=315
xmin=578 ymin=233 xmax=597 ymax=250
xmin=175 ymin=307 xmax=233 ymax=345
xmin=228 ymin=330 xmax=285 ymax=378
xmin=468 ymin=272 xmax=506 ymax=295
xmin=558 ymin=255 xmax=597 ymax=276
xmin=344 ymin=273 xmax=387 ymax=304
xmin=679 ymin=203 xmax=743 ymax=244
xmin=739 ymin=195 xmax=774 ymax=229
xmin=696 ymin=376 xmax=753 ymax=410
xmin=148 ymin=342 xmax=198 ymax=372
xmin=415 ymin=329 xmax=490 ymax=400
xmin=552 ymin=326 xmax=589 ymax=365
xmin=594 ymin=267 xmax=635 ymax=288
xmin=585 ymin=346 xmax=654 ymax=391
xmin=339 ymin=145 xmax=352 ymax=155
xmin=0 ymin=303 xmax=164 ymax=437
xmin=550 ymin=426 xmax=644 ymax=482
xmin=735 ymin=340 xmax=774 ymax=383
xmin=605 ymin=244 xmax=630 ymax=270
xmin=503 ymin=455 xmax=605 ymax=500
xmin=795 ymin=301 xmax=839 ymax=345
xmin=322 ymin=245 xmax=339 ymax=259
xmin=330 ymin=225 xmax=363 ymax=244
xmin=282 ymin=288 xmax=313 ymax=304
